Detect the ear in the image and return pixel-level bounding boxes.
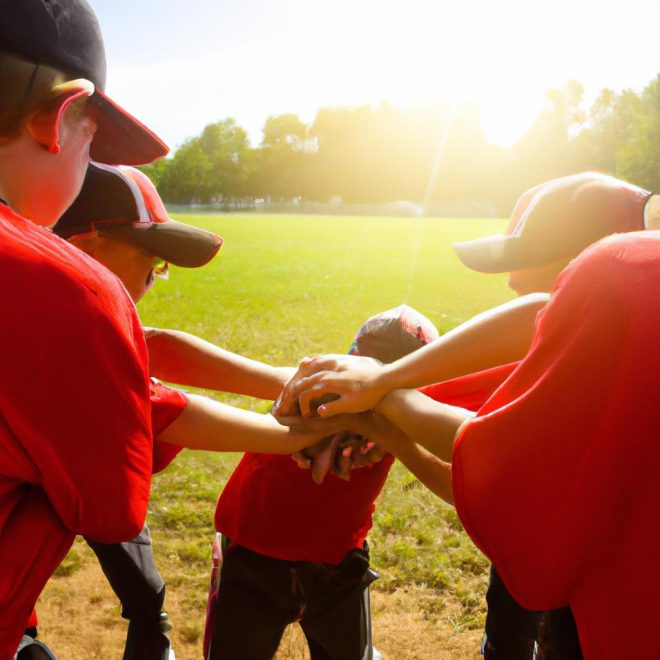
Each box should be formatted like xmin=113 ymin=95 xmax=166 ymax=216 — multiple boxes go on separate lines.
xmin=26 ymin=79 xmax=94 ymax=154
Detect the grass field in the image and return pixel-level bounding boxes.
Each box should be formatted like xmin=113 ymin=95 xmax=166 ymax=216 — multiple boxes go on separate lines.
xmin=38 ymin=213 xmax=511 ymax=659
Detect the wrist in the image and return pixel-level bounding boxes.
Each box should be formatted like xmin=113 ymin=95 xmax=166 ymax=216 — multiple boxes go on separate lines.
xmin=375 ymin=388 xmax=403 ymax=418
xmin=372 ymin=362 xmax=397 ymax=398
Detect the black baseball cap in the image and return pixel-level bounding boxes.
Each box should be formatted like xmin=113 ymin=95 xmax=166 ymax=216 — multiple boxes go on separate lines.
xmin=0 ymin=0 xmax=168 ymax=165
xmin=54 ymin=163 xmax=223 ymax=268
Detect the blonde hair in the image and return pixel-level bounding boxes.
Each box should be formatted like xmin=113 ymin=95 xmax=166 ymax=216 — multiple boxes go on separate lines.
xmin=0 ymin=51 xmax=69 ymax=142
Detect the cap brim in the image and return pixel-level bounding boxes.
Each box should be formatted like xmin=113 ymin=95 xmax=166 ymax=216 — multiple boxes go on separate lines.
xmin=98 ymin=219 xmax=223 ymax=268
xmin=86 ymin=88 xmax=169 ymax=166
xmin=454 ymin=235 xmax=544 ymax=273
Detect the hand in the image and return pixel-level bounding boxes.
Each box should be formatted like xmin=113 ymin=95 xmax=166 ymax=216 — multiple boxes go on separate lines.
xmin=292 ymin=433 xmax=378 ymax=484
xmin=276 ymin=415 xmax=360 ymax=451
xmin=277 ymin=354 xmax=387 ymax=418
xmin=287 ymin=412 xmax=404 ymax=484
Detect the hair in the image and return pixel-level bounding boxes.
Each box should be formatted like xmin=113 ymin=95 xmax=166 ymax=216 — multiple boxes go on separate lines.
xmin=0 ymin=51 xmax=67 ymax=142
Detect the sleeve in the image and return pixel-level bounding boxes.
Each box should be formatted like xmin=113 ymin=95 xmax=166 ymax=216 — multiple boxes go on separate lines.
xmin=451 ymin=241 xmax=654 ymax=611
xmin=0 ymin=264 xmax=153 ymax=544
xmin=151 ymin=380 xmax=188 ymax=473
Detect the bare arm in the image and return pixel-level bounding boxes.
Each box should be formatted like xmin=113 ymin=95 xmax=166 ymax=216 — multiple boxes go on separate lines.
xmin=374 ymin=389 xmax=470 ymax=504
xmin=392 ymin=439 xmax=454 ymax=504
xmin=376 ymin=389 xmax=470 ymax=462
xmin=156 ymin=393 xmax=350 ymax=454
xmin=298 ymin=409 xmax=458 ymax=504
xmin=145 ymin=328 xmax=293 ymax=400
xmin=380 ymin=293 xmax=547 ymax=390
xmin=280 ymin=293 xmax=549 ymax=417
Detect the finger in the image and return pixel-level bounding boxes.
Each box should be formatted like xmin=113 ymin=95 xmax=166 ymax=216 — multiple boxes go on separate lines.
xmin=277 ymin=358 xmax=315 ymax=414
xmin=311 ymin=435 xmax=340 ymax=485
xmin=291 ymin=452 xmax=311 ymax=469
xmin=297 ymin=354 xmax=346 ymax=374
xmin=337 ymin=450 xmax=352 ymax=480
xmin=298 ymin=378 xmax=341 ymax=418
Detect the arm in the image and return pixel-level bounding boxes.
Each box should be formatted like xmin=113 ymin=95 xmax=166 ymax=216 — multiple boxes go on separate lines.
xmin=156 ymin=393 xmax=355 ymax=454
xmin=280 ymin=293 xmax=549 ymax=416
xmin=145 ymin=328 xmax=293 ymax=400
xmin=298 ymin=409 xmax=458 ymax=503
xmin=369 ymin=389 xmax=469 ymax=504
xmin=391 ymin=438 xmax=454 ymax=504
xmin=377 ymin=389 xmax=470 ymax=462
xmin=380 ymin=293 xmax=547 ymax=389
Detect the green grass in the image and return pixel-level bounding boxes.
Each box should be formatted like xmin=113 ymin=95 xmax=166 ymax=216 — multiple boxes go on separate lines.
xmin=140 ymin=214 xmax=510 ymax=384
xmin=137 ymin=214 xmax=510 ymax=631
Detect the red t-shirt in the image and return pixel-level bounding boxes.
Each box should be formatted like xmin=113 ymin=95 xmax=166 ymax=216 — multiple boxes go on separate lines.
xmin=453 ymin=232 xmax=660 ymax=659
xmin=215 ymin=363 xmax=517 ymax=565
xmin=0 ymin=205 xmax=153 ymax=656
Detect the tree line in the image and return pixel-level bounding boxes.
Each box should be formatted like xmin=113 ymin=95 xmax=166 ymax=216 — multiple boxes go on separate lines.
xmin=142 ymin=75 xmax=660 ymax=214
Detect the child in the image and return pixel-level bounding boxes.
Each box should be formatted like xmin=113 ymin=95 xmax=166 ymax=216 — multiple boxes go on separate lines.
xmin=0 ymin=0 xmax=173 ymax=655
xmin=51 ymin=162 xmax=350 ymax=660
xmin=280 ymin=171 xmax=659 ymax=659
xmin=206 ymin=305 xmax=439 ymax=660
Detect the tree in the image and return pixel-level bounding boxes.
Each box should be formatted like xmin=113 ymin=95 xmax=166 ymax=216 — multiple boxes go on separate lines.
xmin=198 ymin=120 xmax=250 ymax=205
xmin=158 ymin=139 xmax=212 ymax=204
xmin=254 ymin=114 xmax=310 ymax=201
xmin=617 ymin=75 xmax=660 ymax=190
xmin=261 ymin=114 xmax=307 ymax=149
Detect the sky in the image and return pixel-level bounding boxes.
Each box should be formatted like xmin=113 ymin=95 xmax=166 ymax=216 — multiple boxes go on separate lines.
xmin=93 ymin=0 xmax=659 ymax=152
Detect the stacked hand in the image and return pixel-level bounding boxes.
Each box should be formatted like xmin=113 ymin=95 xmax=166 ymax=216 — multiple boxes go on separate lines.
xmin=291 ymin=433 xmax=388 ymax=484
xmin=277 ymin=354 xmax=388 ymax=418
xmin=274 ymin=354 xmax=410 ymax=483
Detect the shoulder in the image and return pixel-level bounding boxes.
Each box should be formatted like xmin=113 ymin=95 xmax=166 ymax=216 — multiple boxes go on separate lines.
xmin=567 ymin=231 xmax=660 ymax=280
xmin=549 ymin=231 xmax=660 ymax=316
xmin=0 ymin=208 xmax=142 ymax=351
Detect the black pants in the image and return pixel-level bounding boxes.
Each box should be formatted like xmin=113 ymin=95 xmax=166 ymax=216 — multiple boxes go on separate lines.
xmin=87 ymin=524 xmax=172 ymax=660
xmin=483 ymin=566 xmax=583 ymax=660
xmin=209 ymin=543 xmax=378 ymax=660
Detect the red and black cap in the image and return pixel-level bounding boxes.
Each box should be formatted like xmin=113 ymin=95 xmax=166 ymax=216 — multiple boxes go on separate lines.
xmin=349 ymin=304 xmax=439 ymax=363
xmin=454 ymin=173 xmax=651 ymax=273
xmin=54 ymin=163 xmax=223 ymax=268
xmin=0 ymin=0 xmax=168 ymax=165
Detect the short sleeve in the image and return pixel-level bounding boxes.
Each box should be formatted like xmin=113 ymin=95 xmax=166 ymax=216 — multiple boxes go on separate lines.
xmin=151 ymin=380 xmax=188 ymax=473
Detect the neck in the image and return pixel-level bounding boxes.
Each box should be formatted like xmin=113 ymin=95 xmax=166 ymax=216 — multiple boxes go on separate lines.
xmin=0 ymin=141 xmax=57 ymax=227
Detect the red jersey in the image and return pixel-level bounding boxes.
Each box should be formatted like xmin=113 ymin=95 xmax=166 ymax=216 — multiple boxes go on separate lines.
xmin=453 ymin=232 xmax=660 ymax=659
xmin=215 ymin=364 xmax=517 ymax=565
xmin=0 ymin=204 xmax=153 ymax=656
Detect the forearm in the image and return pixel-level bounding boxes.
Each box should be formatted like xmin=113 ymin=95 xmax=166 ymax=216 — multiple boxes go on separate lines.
xmin=377 ymin=389 xmax=470 ymax=462
xmin=145 ymin=328 xmax=291 ymax=399
xmin=157 ymin=394 xmax=345 ymax=454
xmin=393 ymin=438 xmax=454 ymax=504
xmin=376 ymin=293 xmax=548 ymax=391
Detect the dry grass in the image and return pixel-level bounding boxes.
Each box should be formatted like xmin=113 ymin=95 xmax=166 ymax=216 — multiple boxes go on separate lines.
xmin=37 ymin=543 xmax=482 ymax=659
